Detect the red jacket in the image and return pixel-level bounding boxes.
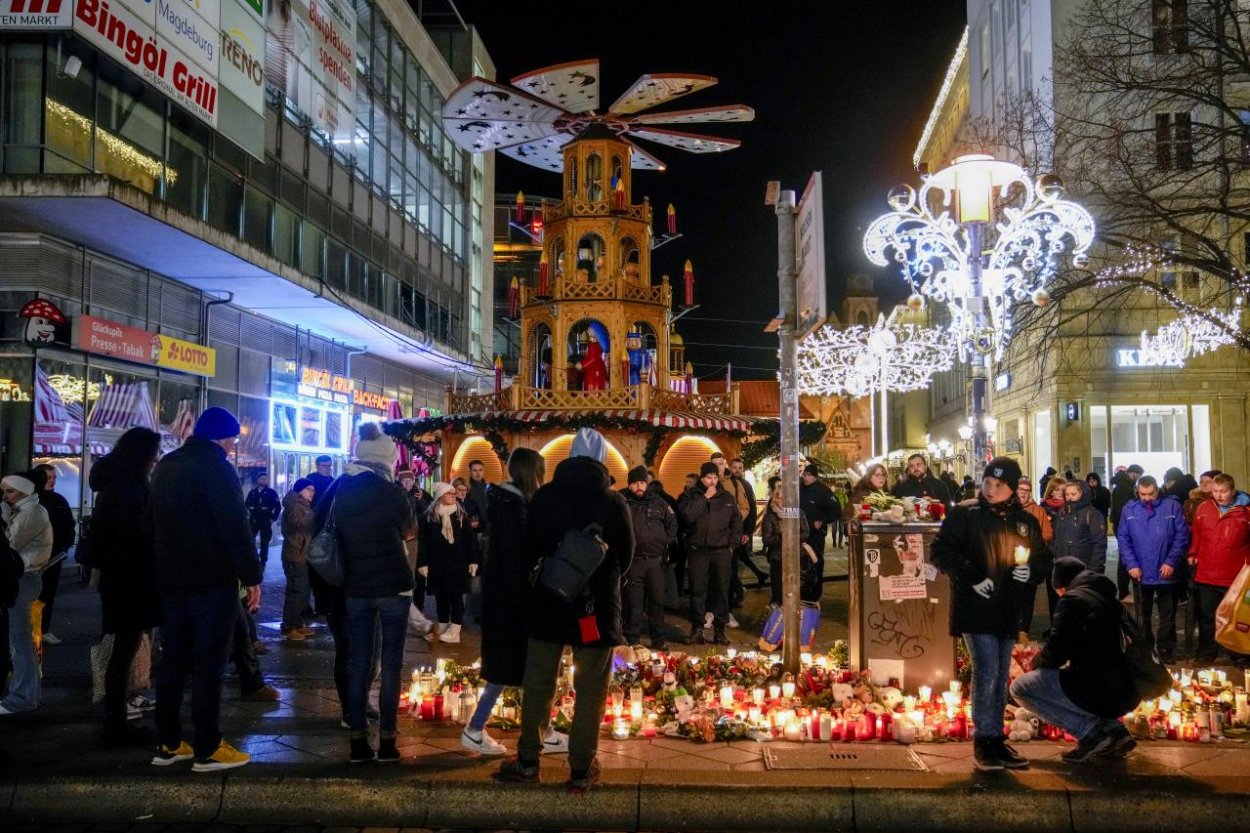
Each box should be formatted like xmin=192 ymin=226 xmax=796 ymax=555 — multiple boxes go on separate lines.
xmin=1189 ymin=496 xmax=1250 ymax=587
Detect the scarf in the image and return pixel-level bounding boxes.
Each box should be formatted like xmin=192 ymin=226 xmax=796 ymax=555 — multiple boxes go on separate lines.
xmin=979 ymin=493 xmax=1022 ymax=518
xmin=1142 ymin=499 xmax=1156 ymax=518
xmin=1042 ymin=496 xmax=1064 ymax=511
xmin=435 ymin=501 xmax=458 ymax=544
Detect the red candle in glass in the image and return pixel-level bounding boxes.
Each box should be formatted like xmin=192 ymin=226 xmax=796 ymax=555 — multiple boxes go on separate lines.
xmin=811 ymin=713 xmax=821 ymax=740
xmin=843 ymin=721 xmax=857 ymax=742
xmin=951 ymin=715 xmax=967 ymax=739
xmin=879 ymin=712 xmax=893 ymax=738
xmin=419 ymin=694 xmax=435 ymax=720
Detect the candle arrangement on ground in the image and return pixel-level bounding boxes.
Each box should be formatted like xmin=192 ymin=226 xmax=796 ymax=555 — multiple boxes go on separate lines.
xmin=398 ymin=651 xmax=1249 ymax=746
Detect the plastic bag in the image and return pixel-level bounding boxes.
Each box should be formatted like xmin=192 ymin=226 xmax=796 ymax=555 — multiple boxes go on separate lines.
xmin=1215 ymin=564 xmax=1250 ymax=655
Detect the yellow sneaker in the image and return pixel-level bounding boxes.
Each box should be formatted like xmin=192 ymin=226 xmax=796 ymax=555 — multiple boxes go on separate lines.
xmin=191 ymin=740 xmax=251 ymax=773
xmin=151 ymin=741 xmax=194 ymax=766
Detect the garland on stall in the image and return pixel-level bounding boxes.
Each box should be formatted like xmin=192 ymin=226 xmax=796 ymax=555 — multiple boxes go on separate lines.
xmin=739 ymin=420 xmax=828 ymax=469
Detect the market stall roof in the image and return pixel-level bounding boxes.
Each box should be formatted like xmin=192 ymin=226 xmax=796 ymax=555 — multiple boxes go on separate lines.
xmin=393 ymin=408 xmax=767 ymax=434
xmin=697 ymin=380 xmax=817 ymax=420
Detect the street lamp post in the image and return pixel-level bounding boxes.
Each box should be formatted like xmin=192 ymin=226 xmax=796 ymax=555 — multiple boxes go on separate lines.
xmin=863 ymin=154 xmax=1095 ymax=482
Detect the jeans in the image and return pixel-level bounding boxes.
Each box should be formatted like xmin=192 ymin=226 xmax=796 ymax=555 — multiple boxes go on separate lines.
xmin=963 ymin=632 xmax=1014 ymax=740
xmin=345 ymin=594 xmax=409 ymax=735
xmin=325 ymin=611 xmax=351 ymax=714
xmin=282 ymin=561 xmax=311 ymax=633
xmin=1011 ymin=668 xmax=1115 ymax=741
xmin=2 ymin=572 xmax=42 ymax=712
xmin=155 ymin=582 xmax=239 ymax=759
xmin=624 ymin=557 xmax=667 ymax=642
xmin=518 ymin=638 xmax=611 ymax=772
xmin=104 ymin=627 xmax=144 ymax=724
xmin=468 ymin=681 xmax=505 ymax=732
xmin=1138 ymin=583 xmax=1179 ymax=658
xmin=688 ymin=547 xmax=732 ymax=627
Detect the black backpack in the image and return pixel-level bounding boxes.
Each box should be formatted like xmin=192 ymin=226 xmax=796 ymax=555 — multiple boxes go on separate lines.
xmin=532 ymin=499 xmax=611 ymax=604
xmin=1071 ymin=586 xmax=1173 ymax=701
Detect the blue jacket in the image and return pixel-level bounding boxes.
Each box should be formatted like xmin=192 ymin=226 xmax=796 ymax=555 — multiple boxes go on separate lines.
xmin=1116 ymin=495 xmax=1191 ymax=585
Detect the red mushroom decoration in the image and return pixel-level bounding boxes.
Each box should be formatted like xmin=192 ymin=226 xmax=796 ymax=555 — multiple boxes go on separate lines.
xmin=18 ymin=298 xmax=67 ymax=346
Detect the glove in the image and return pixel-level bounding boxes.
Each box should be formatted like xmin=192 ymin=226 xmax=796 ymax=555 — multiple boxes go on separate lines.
xmin=1012 ymin=565 xmax=1030 ymax=583
xmin=417 ymin=566 xmax=428 ymax=578
xmin=468 ymin=564 xmax=478 ymax=577
xmin=972 ymin=578 xmax=995 ymax=599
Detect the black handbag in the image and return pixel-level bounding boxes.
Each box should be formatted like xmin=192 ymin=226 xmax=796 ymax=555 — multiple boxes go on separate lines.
xmin=533 ymin=499 xmax=612 ymax=603
xmin=308 ymin=491 xmax=344 ymax=586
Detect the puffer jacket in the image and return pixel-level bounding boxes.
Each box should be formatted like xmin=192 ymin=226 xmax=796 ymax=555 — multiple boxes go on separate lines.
xmin=1037 ymin=570 xmax=1138 ymax=718
xmin=1116 ymin=495 xmax=1190 ymax=586
xmin=679 ymin=484 xmax=742 ymax=550
xmin=931 ymin=498 xmax=1051 ymax=637
xmin=280 ymin=490 xmax=315 ymax=564
xmin=760 ymin=504 xmax=810 ymax=562
xmin=2 ymin=493 xmax=52 ymax=572
xmin=1189 ymin=492 xmax=1250 ymax=588
xmin=330 ymin=465 xmax=415 ymax=599
xmin=1050 ymin=480 xmax=1107 ymax=573
xmin=524 ymin=456 xmax=634 ymax=648
xmin=88 ymin=454 xmax=161 ymax=633
xmin=620 ymin=487 xmax=677 ymax=560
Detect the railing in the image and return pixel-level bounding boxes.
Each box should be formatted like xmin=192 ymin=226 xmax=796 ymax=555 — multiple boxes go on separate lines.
xmin=544 ymin=199 xmax=650 ymax=224
xmin=522 ymin=274 xmax=669 ymax=307
xmin=517 ymin=386 xmax=640 ymax=409
xmin=651 ymin=389 xmax=735 ymax=414
xmin=443 ymin=383 xmax=739 ymax=414
xmin=447 ymin=390 xmax=508 ymax=413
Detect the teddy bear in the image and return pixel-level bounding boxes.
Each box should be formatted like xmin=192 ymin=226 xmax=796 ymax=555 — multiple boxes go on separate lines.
xmin=673 ymin=692 xmax=696 ymax=722
xmin=1008 ymin=706 xmax=1040 ymax=742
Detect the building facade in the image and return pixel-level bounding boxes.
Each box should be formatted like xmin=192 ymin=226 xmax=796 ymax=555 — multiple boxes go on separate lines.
xmin=0 ymin=0 xmax=494 ymax=512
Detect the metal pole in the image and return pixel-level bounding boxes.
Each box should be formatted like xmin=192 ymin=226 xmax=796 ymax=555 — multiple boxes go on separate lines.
xmin=967 ymin=221 xmax=989 ymax=482
xmin=775 ymin=189 xmax=801 ymax=675
xmin=880 ymin=378 xmax=889 ymax=459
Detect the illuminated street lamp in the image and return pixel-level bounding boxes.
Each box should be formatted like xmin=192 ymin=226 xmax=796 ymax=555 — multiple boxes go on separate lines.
xmin=863 ymin=154 xmax=1095 ymax=480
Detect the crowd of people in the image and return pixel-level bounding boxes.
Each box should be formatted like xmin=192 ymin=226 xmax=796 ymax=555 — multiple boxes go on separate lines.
xmin=3 ymin=407 xmax=1249 ymax=787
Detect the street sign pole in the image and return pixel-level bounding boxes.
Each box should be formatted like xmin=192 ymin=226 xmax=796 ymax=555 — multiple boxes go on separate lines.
xmin=773 ymin=187 xmax=801 ymax=675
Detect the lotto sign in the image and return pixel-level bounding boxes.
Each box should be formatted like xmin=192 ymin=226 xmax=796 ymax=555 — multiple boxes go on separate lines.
xmin=0 ymin=0 xmax=72 ymax=29
xmin=155 ymin=333 xmax=217 ymax=377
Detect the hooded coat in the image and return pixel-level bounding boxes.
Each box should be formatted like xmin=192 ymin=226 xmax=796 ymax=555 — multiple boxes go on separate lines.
xmin=1050 ymin=480 xmax=1108 ymax=573
xmin=1116 ymin=495 xmax=1190 ymax=586
xmin=931 ymin=499 xmax=1051 ymax=637
xmin=1037 ymin=570 xmax=1138 ymax=718
xmin=331 ymin=466 xmax=415 ymax=599
xmin=1189 ymin=492 xmax=1250 ymax=587
xmin=479 ymin=482 xmax=530 ymax=685
xmin=280 ymin=489 xmax=315 ymax=564
xmin=524 ymin=456 xmax=634 ymax=648
xmin=1 ymin=492 xmax=51 ymax=573
xmin=89 ymin=456 xmax=160 ymax=633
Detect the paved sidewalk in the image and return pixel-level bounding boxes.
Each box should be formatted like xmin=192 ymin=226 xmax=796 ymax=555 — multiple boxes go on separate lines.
xmin=4 ymin=548 xmax=1250 ymax=831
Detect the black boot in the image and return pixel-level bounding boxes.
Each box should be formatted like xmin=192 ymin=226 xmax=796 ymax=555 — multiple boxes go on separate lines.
xmin=687 ymin=626 xmax=706 ymax=645
xmin=972 ymin=736 xmax=1005 ymax=772
xmin=712 ymin=627 xmax=730 ymax=646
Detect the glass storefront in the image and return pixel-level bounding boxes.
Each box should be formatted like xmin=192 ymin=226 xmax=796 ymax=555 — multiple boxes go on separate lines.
xmin=1089 ymin=404 xmax=1204 ymax=479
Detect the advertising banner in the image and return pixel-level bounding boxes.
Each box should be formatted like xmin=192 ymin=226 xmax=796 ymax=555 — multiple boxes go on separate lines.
xmin=74 ymin=0 xmax=220 ymax=127
xmin=74 ymin=315 xmax=216 ymax=377
xmin=265 ymin=0 xmax=355 ymax=142
xmin=0 ymin=0 xmax=72 ymax=29
xmin=795 ymin=171 xmax=827 ymax=341
xmin=219 ymin=0 xmax=264 ymax=114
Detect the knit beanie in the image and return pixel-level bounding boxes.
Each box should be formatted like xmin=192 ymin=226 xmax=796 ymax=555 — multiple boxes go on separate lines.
xmin=432 ymin=482 xmax=455 ymax=501
xmin=627 ymin=465 xmax=649 ymax=485
xmin=1051 ymin=556 xmax=1088 ymax=590
xmin=1 ymin=474 xmax=35 ymax=496
xmin=984 ymin=456 xmax=1022 ymax=491
xmin=570 ymin=427 xmax=607 ymax=463
xmin=193 ymin=406 xmax=241 ymax=440
xmin=292 ymin=478 xmax=314 ymax=494
xmin=354 ymin=435 xmax=398 ymax=469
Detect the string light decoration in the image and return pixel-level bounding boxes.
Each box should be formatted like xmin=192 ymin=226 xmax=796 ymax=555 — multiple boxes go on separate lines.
xmin=862 ymin=155 xmax=1095 ymax=361
xmin=797 ymin=314 xmax=955 ymax=456
xmin=46 ymin=101 xmax=177 ymax=186
xmin=1140 ymin=305 xmax=1244 ymax=367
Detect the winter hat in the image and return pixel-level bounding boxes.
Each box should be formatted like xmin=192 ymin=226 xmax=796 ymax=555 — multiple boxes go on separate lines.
xmin=1051 ymin=556 xmax=1088 ymax=590
xmin=432 ymin=481 xmax=455 ymax=501
xmin=292 ymin=478 xmax=314 ymax=494
xmin=354 ymin=435 xmax=398 ymax=469
xmin=1164 ymin=467 xmax=1184 ymax=484
xmin=315 ymin=454 xmax=332 ymax=464
xmin=803 ymin=463 xmax=821 ymax=477
xmin=570 ymin=427 xmax=607 ymax=463
xmin=1 ymin=474 xmax=35 ymax=496
xmin=627 ymin=465 xmax=649 ymax=485
xmin=396 ymin=469 xmax=415 ymax=481
xmin=699 ymin=462 xmax=720 ymax=478
xmin=983 ymin=456 xmax=1022 ymax=491
xmin=193 ymin=406 xmax=241 ymax=440
xmin=1127 ymin=464 xmax=1144 ymax=475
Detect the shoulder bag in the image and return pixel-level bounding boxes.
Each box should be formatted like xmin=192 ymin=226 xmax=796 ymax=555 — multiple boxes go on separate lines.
xmin=308 ymin=490 xmax=345 ymax=586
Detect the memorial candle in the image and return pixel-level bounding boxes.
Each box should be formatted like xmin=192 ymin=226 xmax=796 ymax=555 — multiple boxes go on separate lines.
xmin=919 ymin=685 xmax=933 ymax=703
xmin=630 ymin=699 xmax=643 ymax=723
xmin=820 ymin=714 xmax=833 ymax=741
xmin=612 ymin=719 xmax=630 ymax=740
xmin=720 ymin=686 xmax=735 ymax=709
xmin=782 ymin=681 xmax=796 ymax=699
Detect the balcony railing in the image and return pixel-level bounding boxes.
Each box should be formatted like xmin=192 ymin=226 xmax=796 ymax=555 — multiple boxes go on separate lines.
xmin=445 ymin=383 xmax=738 ymax=415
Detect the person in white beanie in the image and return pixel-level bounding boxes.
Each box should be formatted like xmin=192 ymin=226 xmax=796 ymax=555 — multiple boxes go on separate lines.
xmin=417 ymin=481 xmax=479 ymax=645
xmin=1 ymin=472 xmax=52 ymax=714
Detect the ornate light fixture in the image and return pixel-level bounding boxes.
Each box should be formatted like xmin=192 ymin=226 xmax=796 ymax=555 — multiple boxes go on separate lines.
xmin=1139 ymin=305 xmax=1243 ymax=367
xmin=797 ymin=313 xmax=954 ymax=457
xmin=862 ymin=154 xmax=1095 ymax=479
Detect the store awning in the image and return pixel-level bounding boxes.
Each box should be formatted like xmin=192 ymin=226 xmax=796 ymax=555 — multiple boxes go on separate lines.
xmin=451 ymin=409 xmax=761 ymax=433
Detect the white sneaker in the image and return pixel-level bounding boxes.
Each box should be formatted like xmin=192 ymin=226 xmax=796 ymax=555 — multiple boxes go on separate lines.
xmin=408 ymin=607 xmax=432 ymax=635
xmin=438 ymin=623 xmax=462 ymax=644
xmin=42 ymin=632 xmax=62 ymax=645
xmin=541 ymin=730 xmax=569 ymax=754
xmin=727 ymin=614 xmax=740 ymax=629
xmin=704 ymin=612 xmax=714 ymax=627
xmin=460 ymin=727 xmax=506 ymax=756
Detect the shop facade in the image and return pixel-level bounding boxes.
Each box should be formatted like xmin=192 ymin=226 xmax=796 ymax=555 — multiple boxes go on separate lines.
xmin=1 ymin=232 xmax=450 ymax=517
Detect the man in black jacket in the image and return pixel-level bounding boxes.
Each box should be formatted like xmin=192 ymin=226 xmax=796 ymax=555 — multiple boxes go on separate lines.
xmin=891 ymin=453 xmax=953 ymax=505
xmin=149 ymin=407 xmax=261 ymax=773
xmin=679 ymin=462 xmax=742 ymax=646
xmin=799 ymin=464 xmax=837 ymax=572
xmin=1011 ymin=557 xmax=1138 ymax=763
xmin=501 ymin=428 xmax=633 ymax=793
xmin=31 ymin=465 xmax=74 ymax=645
xmin=621 ymin=466 xmax=677 ymax=649
xmin=244 ymin=472 xmax=281 ymax=566
xmin=931 ymin=456 xmax=1050 ymax=772
xmin=306 ymin=455 xmax=335 ymax=508
xmin=1110 ymin=465 xmax=1144 ymax=603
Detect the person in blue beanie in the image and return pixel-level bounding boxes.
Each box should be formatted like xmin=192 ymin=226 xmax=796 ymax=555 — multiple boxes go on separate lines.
xmin=148 ymin=406 xmax=261 ymax=773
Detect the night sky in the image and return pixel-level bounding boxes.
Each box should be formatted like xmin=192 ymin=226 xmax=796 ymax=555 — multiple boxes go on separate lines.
xmin=453 ymin=0 xmax=968 ymax=379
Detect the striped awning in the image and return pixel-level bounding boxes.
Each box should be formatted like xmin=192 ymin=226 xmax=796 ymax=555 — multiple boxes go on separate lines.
xmin=457 ymin=409 xmax=759 ymax=433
